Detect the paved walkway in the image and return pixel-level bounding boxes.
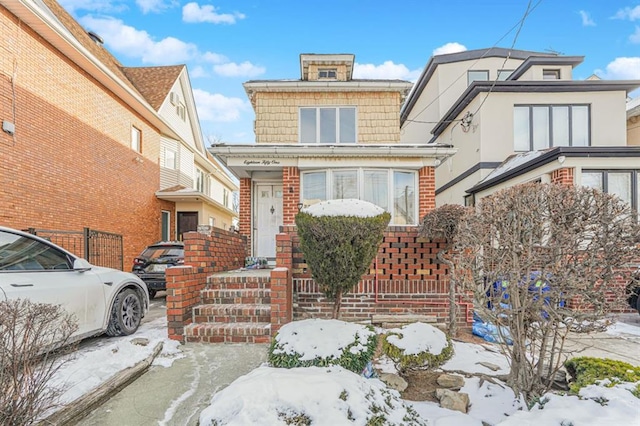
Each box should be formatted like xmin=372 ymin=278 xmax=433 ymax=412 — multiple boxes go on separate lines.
xmin=77 ymin=343 xmax=268 ymax=426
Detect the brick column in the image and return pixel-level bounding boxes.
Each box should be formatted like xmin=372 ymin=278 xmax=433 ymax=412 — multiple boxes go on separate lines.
xmin=551 ymin=167 xmax=575 ymax=186
xmin=275 ymin=232 xmax=293 ymax=269
xmin=418 ymin=166 xmax=436 ymax=219
xmin=270 ymin=267 xmax=293 ymax=335
xmin=282 ymin=166 xmax=300 ymax=225
xmin=239 ymin=177 xmax=252 ymax=251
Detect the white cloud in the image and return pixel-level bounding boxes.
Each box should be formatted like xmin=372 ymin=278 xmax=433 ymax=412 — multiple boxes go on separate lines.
xmin=595 ymin=57 xmax=640 ymax=80
xmin=202 ymin=51 xmax=229 ymax=64
xmin=136 ymin=0 xmax=178 ymax=14
xmin=631 ymin=26 xmax=640 ymax=43
xmin=189 ymin=66 xmax=209 ymax=78
xmin=193 ymin=89 xmax=249 ymax=122
xmin=432 ymin=42 xmax=467 ymax=56
xmin=579 ymin=10 xmax=595 ymax=26
xmin=58 ymin=0 xmax=126 ymax=13
xmin=79 ymin=16 xmax=197 ymax=64
xmin=213 ymin=62 xmax=265 ymax=77
xmin=613 ymin=5 xmax=640 ymax=21
xmin=182 ymin=2 xmax=245 ymax=24
xmin=353 ymin=61 xmax=421 ymax=81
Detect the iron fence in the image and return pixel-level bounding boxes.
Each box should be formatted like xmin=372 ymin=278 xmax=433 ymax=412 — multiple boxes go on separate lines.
xmin=25 ymin=227 xmax=123 ymax=270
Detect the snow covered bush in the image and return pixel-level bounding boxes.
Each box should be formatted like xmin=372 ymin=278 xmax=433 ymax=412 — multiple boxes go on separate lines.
xmin=269 ymin=319 xmax=377 ymax=374
xmin=382 ymin=322 xmax=453 ymax=372
xmin=199 ymin=366 xmax=426 ymax=426
xmin=295 ymin=199 xmax=390 ymax=318
xmin=565 ymin=356 xmax=640 ymax=394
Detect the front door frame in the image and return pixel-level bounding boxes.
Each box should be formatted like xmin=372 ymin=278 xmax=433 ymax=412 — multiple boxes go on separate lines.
xmin=177 ymin=211 xmax=198 ymax=241
xmin=252 ymin=180 xmax=283 ymax=260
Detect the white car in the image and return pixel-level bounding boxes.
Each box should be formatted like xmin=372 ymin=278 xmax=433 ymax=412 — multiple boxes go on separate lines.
xmin=0 ymin=226 xmax=149 ymax=340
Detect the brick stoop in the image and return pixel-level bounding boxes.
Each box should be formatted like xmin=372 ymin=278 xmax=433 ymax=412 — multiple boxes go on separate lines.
xmin=185 ymin=273 xmax=273 ymax=343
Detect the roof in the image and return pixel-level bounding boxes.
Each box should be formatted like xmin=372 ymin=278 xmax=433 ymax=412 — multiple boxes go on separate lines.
xmin=400 ymin=47 xmax=581 ymax=125
xmin=122 ymin=65 xmax=185 ymax=111
xmin=430 ymin=80 xmax=640 ymax=140
xmin=466 ymin=146 xmax=640 ymax=194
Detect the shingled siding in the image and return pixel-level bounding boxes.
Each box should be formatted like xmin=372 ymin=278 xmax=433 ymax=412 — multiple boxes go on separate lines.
xmin=277 ymin=225 xmax=471 ymax=327
xmin=0 ymin=5 xmax=172 ymax=268
xmin=166 ymin=230 xmax=247 ymax=341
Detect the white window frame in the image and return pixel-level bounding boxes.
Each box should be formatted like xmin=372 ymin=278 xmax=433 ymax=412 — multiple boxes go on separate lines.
xmin=300 ymin=168 xmax=418 ymax=225
xmin=131 ymin=126 xmax=141 ymax=152
xmin=223 ymin=188 xmax=229 ymax=208
xmin=195 ymin=168 xmax=206 ymax=193
xmin=318 ymin=68 xmax=337 ymax=79
xmin=299 ymin=106 xmax=357 ymax=144
xmin=163 ymin=148 xmax=176 ymax=169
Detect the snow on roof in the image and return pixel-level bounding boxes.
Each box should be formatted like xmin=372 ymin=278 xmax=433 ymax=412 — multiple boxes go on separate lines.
xmin=303 ymin=199 xmax=385 ymax=218
xmin=479 ymin=150 xmax=547 ymax=184
xmin=272 ymin=318 xmax=375 ymax=361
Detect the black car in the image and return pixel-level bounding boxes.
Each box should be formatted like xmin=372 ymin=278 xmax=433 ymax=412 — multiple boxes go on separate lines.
xmin=132 ymin=241 xmax=184 ymax=298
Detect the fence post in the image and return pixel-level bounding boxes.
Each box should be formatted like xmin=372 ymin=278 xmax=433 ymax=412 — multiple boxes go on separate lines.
xmin=83 ymin=227 xmax=90 ymax=262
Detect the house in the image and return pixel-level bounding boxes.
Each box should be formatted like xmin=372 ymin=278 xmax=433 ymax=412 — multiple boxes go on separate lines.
xmin=0 ymin=0 xmax=237 ymax=268
xmin=400 ymin=48 xmax=640 ymax=208
xmin=179 ymin=53 xmax=468 ymax=343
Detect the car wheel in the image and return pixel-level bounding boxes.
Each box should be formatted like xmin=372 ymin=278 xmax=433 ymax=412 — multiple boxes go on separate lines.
xmin=106 ymin=288 xmax=143 ymax=336
xmin=148 ymin=289 xmax=157 ymax=299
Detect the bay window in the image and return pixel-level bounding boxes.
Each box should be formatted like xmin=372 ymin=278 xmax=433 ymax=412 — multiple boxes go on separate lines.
xmin=301 ymin=168 xmax=417 ymax=225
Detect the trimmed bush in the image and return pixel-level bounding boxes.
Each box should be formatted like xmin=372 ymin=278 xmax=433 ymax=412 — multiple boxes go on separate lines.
xmin=295 ymin=200 xmax=391 ymax=318
xmin=268 ymin=319 xmax=377 ymax=374
xmin=565 ymin=356 xmax=640 ymax=394
xmin=382 ymin=322 xmax=454 ymax=372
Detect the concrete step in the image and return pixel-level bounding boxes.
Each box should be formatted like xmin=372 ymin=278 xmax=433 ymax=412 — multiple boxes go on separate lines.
xmin=193 ymin=303 xmax=271 ymax=324
xmin=185 ymin=322 xmax=271 ymax=344
xmin=200 ymin=288 xmax=271 ymax=305
xmin=207 ymin=274 xmax=271 ymax=290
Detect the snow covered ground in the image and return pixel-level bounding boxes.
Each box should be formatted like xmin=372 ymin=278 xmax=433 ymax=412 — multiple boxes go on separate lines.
xmin=44 ymin=315 xmax=640 ymax=425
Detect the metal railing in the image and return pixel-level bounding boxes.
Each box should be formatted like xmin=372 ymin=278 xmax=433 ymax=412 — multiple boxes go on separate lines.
xmin=25 ymin=227 xmax=123 ymax=270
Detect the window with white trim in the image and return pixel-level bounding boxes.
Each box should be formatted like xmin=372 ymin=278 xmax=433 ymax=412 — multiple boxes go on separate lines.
xmin=582 ymin=170 xmax=639 ymax=213
xmin=131 ymin=126 xmax=141 ymax=152
xmin=299 ymin=107 xmax=356 ymax=143
xmin=163 ymin=148 xmax=176 ymax=169
xmin=514 ymin=104 xmax=590 ymax=151
xmin=195 ymin=168 xmax=206 ymax=193
xmin=318 ymin=68 xmax=337 ymax=79
xmin=223 ymin=188 xmax=229 ymax=208
xmin=301 ymin=168 xmax=417 ymax=225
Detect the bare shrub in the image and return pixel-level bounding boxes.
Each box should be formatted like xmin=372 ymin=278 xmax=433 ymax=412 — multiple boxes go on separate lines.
xmin=0 ymin=299 xmax=78 ymax=425
xmin=453 ymin=183 xmax=640 ymax=401
xmin=418 ymin=204 xmax=468 ymax=335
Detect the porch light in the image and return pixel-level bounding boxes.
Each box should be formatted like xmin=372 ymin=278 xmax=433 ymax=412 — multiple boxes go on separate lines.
xmin=297 ymin=202 xmax=304 ymax=211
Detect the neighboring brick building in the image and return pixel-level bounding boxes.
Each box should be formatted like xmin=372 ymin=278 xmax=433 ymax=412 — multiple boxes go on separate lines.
xmin=0 ymin=0 xmax=236 ymax=268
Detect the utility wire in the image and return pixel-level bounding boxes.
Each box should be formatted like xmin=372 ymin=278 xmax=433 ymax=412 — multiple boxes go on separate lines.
xmin=403 ymin=0 xmax=544 ymax=127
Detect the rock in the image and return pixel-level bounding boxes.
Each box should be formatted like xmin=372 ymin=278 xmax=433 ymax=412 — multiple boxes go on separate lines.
xmin=476 ymin=361 xmax=501 ymax=371
xmin=130 ymin=337 xmax=150 ymax=347
xmin=435 ymin=388 xmax=470 ymax=413
xmin=436 ymin=374 xmax=465 ymax=389
xmin=379 ymin=373 xmax=408 ymax=392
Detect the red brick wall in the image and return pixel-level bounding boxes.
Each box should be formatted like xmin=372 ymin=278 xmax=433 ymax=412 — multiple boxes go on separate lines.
xmin=283 ymin=166 xmax=300 ymax=225
xmin=278 ymin=225 xmax=470 ymax=327
xmin=166 ymin=229 xmax=247 ymax=341
xmin=0 ymin=5 xmax=172 ymax=269
xmin=419 ymin=166 xmax=436 ymax=219
xmin=239 ymin=178 xmax=252 ymax=249
xmin=551 ymin=167 xmax=575 ymax=186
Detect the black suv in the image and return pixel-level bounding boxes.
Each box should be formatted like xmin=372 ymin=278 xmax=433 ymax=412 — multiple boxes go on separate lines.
xmin=132 ymin=241 xmax=184 ymax=298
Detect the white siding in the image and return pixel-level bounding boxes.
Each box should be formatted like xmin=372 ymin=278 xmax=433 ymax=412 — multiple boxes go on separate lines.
xmin=159 ymin=79 xmax=197 ymax=150
xmin=160 ymin=138 xmax=180 ymax=189
xmin=179 ymin=145 xmax=195 ymax=188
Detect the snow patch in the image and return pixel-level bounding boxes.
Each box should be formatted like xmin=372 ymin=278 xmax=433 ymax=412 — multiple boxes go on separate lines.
xmin=303 ymin=198 xmax=385 ymax=218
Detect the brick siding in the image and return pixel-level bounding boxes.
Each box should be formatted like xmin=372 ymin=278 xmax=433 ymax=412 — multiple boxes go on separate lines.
xmin=0 ymin=5 xmax=174 ymax=268
xmin=550 ymin=167 xmax=575 ymax=186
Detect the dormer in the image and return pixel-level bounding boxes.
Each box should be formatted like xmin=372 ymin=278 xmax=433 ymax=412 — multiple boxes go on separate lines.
xmin=299 ymin=53 xmax=355 ymax=82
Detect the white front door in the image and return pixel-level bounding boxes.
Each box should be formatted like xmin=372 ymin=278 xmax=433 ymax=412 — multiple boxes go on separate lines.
xmin=255 ymin=184 xmax=283 ymax=259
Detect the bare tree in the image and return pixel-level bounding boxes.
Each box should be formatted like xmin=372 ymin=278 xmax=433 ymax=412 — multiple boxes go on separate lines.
xmin=453 ymin=183 xmax=640 ymax=402
xmin=0 ymin=299 xmax=78 ymax=425
xmin=418 ymin=204 xmax=468 ymax=336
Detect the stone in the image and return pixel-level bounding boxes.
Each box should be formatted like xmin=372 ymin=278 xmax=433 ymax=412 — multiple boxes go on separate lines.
xmin=435 ymin=388 xmax=470 ymax=413
xmin=476 ymin=361 xmax=501 ymax=371
xmin=130 ymin=337 xmax=150 ymax=347
xmin=436 ymin=374 xmax=465 ymax=389
xmin=379 ymin=373 xmax=408 ymax=392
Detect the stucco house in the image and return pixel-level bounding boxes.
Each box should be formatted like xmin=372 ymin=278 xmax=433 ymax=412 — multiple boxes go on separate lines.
xmin=400 ymin=47 xmax=640 ymax=208
xmin=0 ymin=0 xmax=236 ymax=268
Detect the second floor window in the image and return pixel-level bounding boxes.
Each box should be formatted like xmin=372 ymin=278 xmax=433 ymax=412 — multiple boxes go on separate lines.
xmin=131 ymin=126 xmax=141 ymax=152
xmin=196 ymin=168 xmax=206 ymax=193
xmin=514 ymin=104 xmax=590 ymax=151
xmin=468 ymin=70 xmax=489 ymax=86
xmin=300 ymin=107 xmax=356 ymax=144
xmin=163 ymin=148 xmax=176 ymax=170
xmin=223 ymin=188 xmax=229 ymax=208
